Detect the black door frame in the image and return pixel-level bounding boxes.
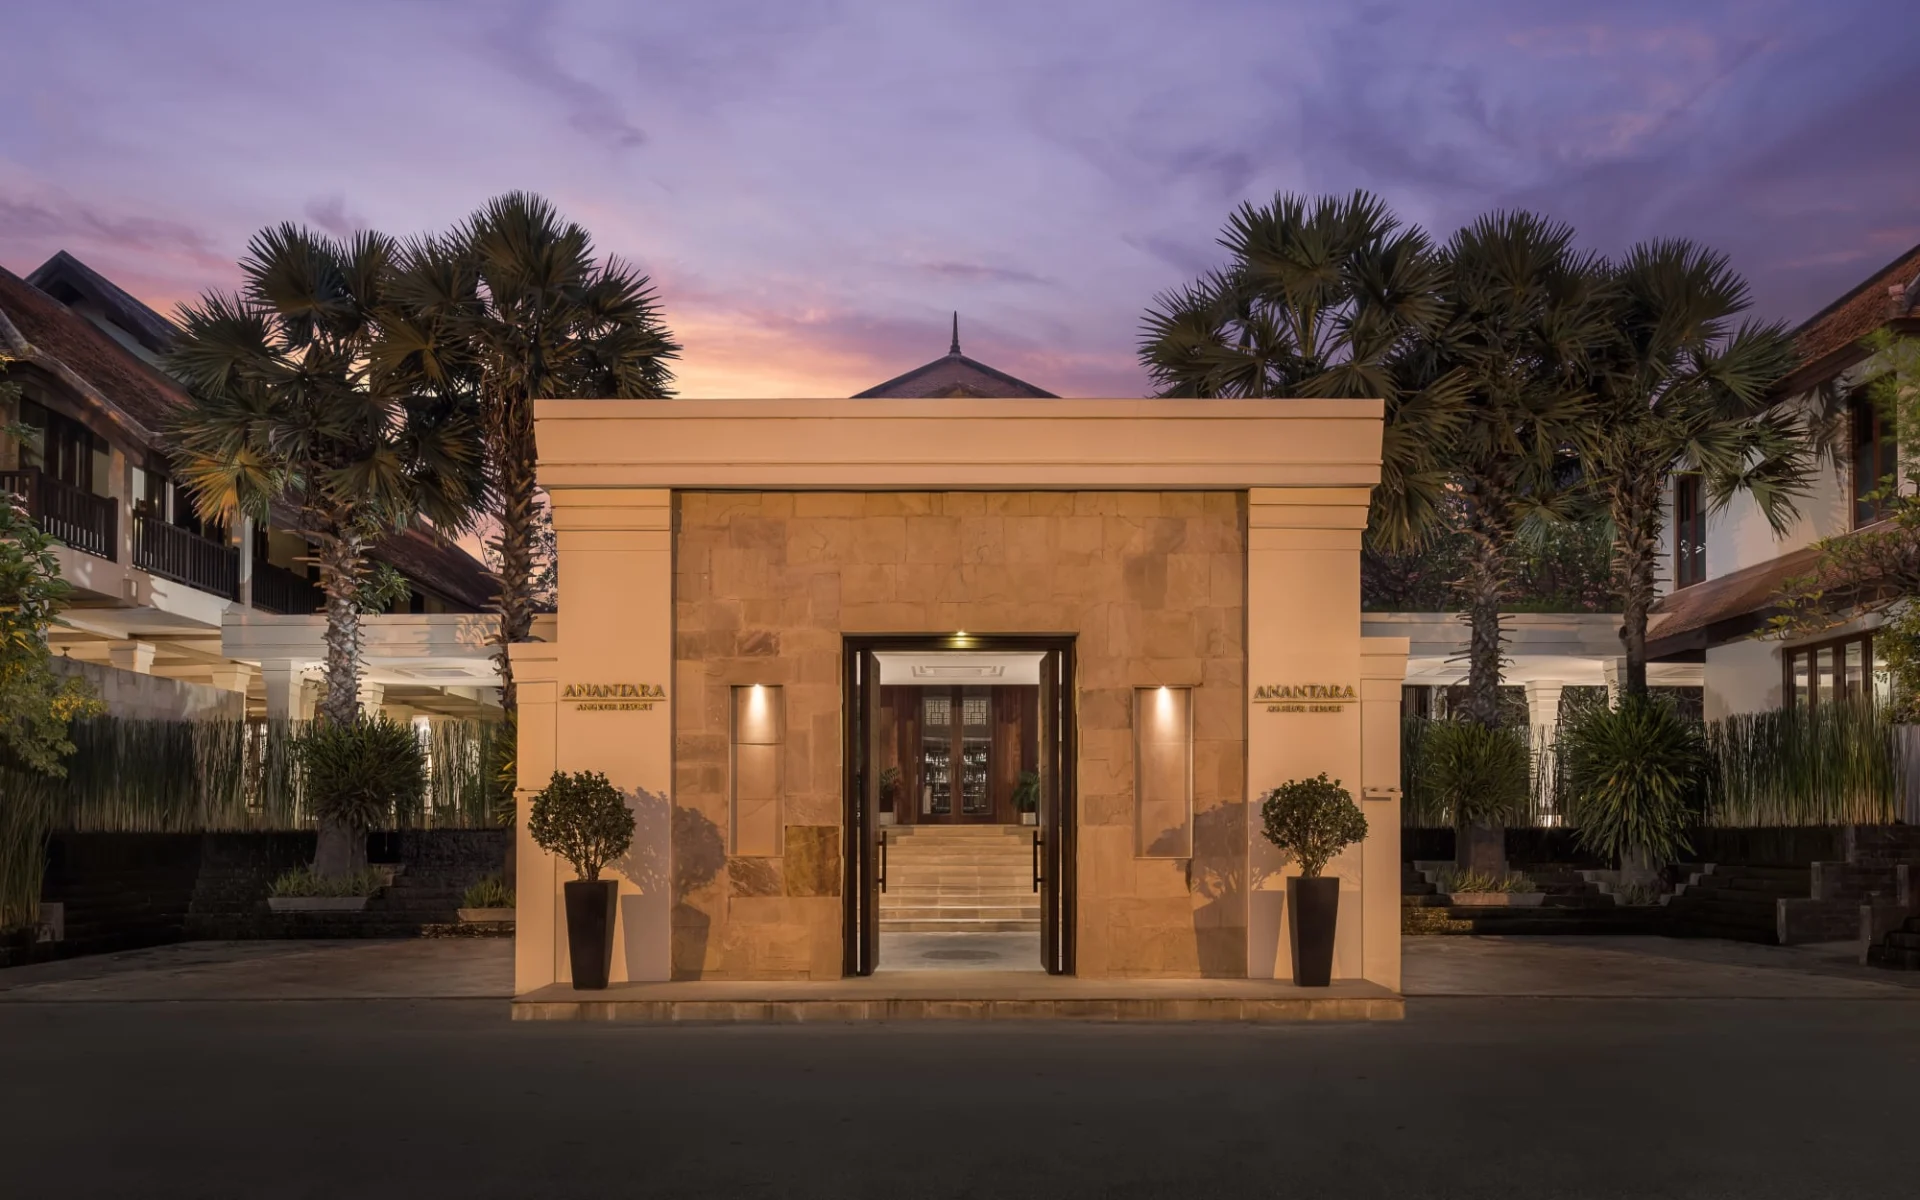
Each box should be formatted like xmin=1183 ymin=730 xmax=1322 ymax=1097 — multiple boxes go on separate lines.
xmin=842 ymin=633 xmax=1077 ymax=977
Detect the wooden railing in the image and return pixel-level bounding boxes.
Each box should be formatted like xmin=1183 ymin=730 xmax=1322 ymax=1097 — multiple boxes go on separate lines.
xmin=253 ymin=561 xmax=326 ymax=614
xmin=0 ymin=467 xmax=117 ymax=561
xmin=133 ymin=516 xmax=238 ymax=598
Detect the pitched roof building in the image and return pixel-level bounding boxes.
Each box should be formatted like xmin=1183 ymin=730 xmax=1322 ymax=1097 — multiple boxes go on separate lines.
xmin=851 ymin=315 xmax=1056 ymax=398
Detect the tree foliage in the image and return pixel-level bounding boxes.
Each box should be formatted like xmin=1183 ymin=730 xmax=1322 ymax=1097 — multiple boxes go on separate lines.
xmin=1258 ymin=773 xmax=1368 ymax=878
xmin=1421 ymin=719 xmax=1531 ymax=829
xmin=1584 ymin=240 xmax=1808 ymax=699
xmin=166 ymin=224 xmax=485 ymax=726
xmin=1137 ymin=190 xmax=1466 ymax=548
xmin=298 ymin=716 xmax=428 ymax=833
xmin=381 ymin=193 xmax=680 ymax=717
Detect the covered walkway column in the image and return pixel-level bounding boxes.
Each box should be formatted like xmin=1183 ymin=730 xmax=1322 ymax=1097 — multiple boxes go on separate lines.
xmin=1525 ymin=680 xmax=1566 ymax=825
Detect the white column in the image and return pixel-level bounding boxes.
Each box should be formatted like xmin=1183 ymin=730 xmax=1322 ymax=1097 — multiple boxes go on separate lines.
xmin=1524 ymin=680 xmax=1566 ymax=825
xmin=236 ymin=516 xmax=254 ymax=608
xmin=1602 ymin=658 xmax=1625 ymax=708
xmin=357 ymin=680 xmax=385 ymax=713
xmin=107 ymin=640 xmax=156 ymax=674
xmin=207 ymin=663 xmax=254 ymax=694
xmin=259 ymin=660 xmax=311 ymax=722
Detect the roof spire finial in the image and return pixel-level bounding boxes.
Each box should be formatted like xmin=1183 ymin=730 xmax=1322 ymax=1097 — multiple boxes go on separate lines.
xmin=950 ymin=311 xmax=961 ymax=356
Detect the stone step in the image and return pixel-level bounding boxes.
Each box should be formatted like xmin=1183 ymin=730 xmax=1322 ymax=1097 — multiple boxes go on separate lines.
xmin=877 ymin=918 xmax=1042 ymax=933
xmin=877 ymin=906 xmax=1042 ymax=921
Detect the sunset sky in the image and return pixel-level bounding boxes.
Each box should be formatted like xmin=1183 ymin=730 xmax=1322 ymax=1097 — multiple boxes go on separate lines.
xmin=4 ymin=0 xmax=1917 ymax=398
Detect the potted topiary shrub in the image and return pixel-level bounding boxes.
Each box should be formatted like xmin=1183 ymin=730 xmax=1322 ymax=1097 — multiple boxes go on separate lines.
xmin=1013 ymin=770 xmax=1041 ymax=825
xmin=1260 ymin=773 xmax=1368 ymax=987
xmin=527 ymin=770 xmax=635 ymax=989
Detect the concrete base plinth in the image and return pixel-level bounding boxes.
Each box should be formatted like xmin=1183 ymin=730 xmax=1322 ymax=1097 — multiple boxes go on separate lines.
xmin=511 ymin=972 xmax=1403 ymax=1023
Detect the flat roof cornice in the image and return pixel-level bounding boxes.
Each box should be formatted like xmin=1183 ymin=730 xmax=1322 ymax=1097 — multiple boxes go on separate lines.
xmin=533 ymin=397 xmax=1385 ymax=490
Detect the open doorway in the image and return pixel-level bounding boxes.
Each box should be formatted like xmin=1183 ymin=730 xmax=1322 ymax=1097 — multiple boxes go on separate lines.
xmin=843 ymin=636 xmax=1075 ymax=976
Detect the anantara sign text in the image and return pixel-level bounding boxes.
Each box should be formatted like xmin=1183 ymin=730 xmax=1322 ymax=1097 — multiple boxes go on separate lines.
xmin=563 ymin=683 xmax=667 ymax=711
xmin=1254 ymin=683 xmax=1356 ymax=713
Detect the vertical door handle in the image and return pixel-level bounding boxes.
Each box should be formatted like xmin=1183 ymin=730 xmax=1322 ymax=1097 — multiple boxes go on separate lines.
xmin=879 ymin=830 xmax=888 ymax=893
xmin=1032 ymin=830 xmax=1042 ymax=892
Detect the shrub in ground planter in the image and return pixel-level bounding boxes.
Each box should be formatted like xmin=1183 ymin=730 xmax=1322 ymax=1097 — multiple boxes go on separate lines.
xmin=527 ymin=771 xmax=635 ymax=989
xmin=266 ymin=865 xmax=390 ymax=912
xmin=1562 ymin=696 xmax=1700 ymax=880
xmin=458 ymin=873 xmax=516 ymax=923
xmin=1423 ymin=720 xmax=1529 ymax=874
xmin=300 ymin=717 xmax=427 ymax=879
xmin=1260 ymin=774 xmax=1368 ymax=987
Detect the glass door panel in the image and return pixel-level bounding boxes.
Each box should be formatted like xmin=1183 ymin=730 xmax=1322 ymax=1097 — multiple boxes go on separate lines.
xmin=920 ymin=692 xmax=952 ymax=816
xmin=960 ymin=687 xmax=992 ymax=815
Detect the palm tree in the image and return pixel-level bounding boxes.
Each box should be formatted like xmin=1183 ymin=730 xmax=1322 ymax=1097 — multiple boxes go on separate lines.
xmin=383 ymin=193 xmax=680 ymax=721
xmin=167 ymin=224 xmax=484 ymax=873
xmin=1138 ymin=190 xmax=1466 ymax=546
xmin=1584 ymin=241 xmax=1808 ymax=700
xmin=1434 ymin=211 xmax=1613 ymax=728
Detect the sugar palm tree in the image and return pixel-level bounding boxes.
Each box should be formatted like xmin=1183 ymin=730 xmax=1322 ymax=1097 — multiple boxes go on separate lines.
xmin=1434 ymin=211 xmax=1612 ymax=727
xmin=382 ymin=193 xmax=679 ymax=719
xmin=167 ymin=224 xmax=484 ymax=871
xmin=1583 ymin=241 xmax=1808 ymax=700
xmin=1139 ymin=190 xmax=1466 ymax=547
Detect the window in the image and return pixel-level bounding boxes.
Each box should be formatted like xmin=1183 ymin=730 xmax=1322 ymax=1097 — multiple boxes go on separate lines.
xmin=1852 ymin=391 xmax=1897 ymax=528
xmin=1783 ymin=633 xmax=1889 ymax=710
xmin=17 ymin=399 xmax=104 ymax=494
xmin=1674 ymin=476 xmax=1706 ymax=588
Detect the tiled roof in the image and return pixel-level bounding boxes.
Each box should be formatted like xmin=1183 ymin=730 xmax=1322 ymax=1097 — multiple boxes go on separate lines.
xmin=1781 ymin=242 xmax=1920 ymax=390
xmin=852 ymin=325 xmax=1057 ymax=399
xmin=373 ymin=525 xmax=498 ymax=611
xmin=25 ymin=250 xmax=180 ymax=357
xmin=1646 ymin=544 xmax=1822 ymax=654
xmin=0 ymin=264 xmax=189 ymax=442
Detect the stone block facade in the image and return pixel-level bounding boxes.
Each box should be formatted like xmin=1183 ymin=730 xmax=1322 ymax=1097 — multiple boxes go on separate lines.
xmin=672 ymin=490 xmax=1249 ymax=979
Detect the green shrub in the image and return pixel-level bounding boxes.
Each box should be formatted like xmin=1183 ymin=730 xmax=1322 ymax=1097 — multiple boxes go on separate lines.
xmin=1702 ymin=699 xmax=1899 ymax=826
xmin=462 ymin=874 xmax=515 ymax=908
xmin=1258 ymin=773 xmax=1368 ymax=878
xmin=1563 ymin=696 xmax=1700 ymax=865
xmin=1012 ymin=770 xmax=1041 ymax=813
xmin=299 ymin=717 xmax=427 ymax=832
xmin=526 ymin=770 xmax=634 ymax=882
xmin=1435 ymin=867 xmax=1534 ymax=894
xmin=269 ymin=865 xmax=387 ymax=897
xmin=1423 ymin=720 xmax=1530 ymax=828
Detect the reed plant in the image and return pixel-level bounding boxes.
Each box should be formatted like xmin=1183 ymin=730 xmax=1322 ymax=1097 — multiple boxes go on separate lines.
xmin=1703 ymin=700 xmax=1901 ymax=827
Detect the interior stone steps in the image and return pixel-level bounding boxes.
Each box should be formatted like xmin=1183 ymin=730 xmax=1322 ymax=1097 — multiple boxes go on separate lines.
xmin=879 ymin=824 xmax=1042 ymax=934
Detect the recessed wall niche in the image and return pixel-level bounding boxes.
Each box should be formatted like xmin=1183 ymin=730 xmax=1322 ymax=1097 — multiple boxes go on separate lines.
xmin=731 ymin=684 xmax=785 ymax=856
xmin=1134 ymin=686 xmax=1193 ymax=858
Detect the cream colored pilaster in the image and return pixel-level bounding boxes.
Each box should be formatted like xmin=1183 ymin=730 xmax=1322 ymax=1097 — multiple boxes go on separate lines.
xmin=1359 ymin=637 xmax=1409 ymax=991
xmin=1245 ymin=488 xmax=1373 ymax=981
xmin=528 ymin=486 xmax=674 ymax=989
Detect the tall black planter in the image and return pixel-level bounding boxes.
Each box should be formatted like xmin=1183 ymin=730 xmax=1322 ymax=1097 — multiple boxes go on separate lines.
xmin=563 ymin=879 xmax=618 ymax=990
xmin=1286 ymin=875 xmax=1340 ymax=987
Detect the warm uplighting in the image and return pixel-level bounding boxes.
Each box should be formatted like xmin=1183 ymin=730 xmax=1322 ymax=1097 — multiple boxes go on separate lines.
xmin=1135 ymin=686 xmax=1193 ymax=858
xmin=732 ymin=684 xmax=785 ymax=856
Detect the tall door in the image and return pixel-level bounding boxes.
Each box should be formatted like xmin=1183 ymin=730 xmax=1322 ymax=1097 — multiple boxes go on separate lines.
xmin=845 ymin=647 xmax=880 ymax=976
xmin=914 ymin=686 xmax=998 ymax=824
xmin=1038 ymin=647 xmax=1075 ymax=974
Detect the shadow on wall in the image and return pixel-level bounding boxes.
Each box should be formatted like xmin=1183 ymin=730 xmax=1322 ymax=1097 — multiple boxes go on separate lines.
xmin=661 ymin=802 xmax=725 ymax=979
xmin=607 ymin=789 xmax=722 ymax=983
xmin=1188 ymin=803 xmax=1257 ymax=977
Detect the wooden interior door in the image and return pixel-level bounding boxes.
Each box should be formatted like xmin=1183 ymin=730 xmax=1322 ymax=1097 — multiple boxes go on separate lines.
xmin=914 ymin=686 xmax=998 ymax=824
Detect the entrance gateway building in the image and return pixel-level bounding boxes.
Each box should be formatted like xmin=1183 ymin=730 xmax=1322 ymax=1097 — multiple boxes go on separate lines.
xmin=510 ymin=338 xmax=1408 ymax=995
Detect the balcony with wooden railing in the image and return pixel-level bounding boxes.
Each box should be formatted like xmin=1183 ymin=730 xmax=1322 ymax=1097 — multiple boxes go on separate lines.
xmin=252 ymin=561 xmax=326 ymax=615
xmin=0 ymin=467 xmax=118 ymax=561
xmin=133 ymin=515 xmax=239 ymax=599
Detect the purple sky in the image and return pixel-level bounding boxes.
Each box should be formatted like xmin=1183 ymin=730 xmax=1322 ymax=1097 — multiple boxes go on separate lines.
xmin=4 ymin=0 xmax=1917 ymax=397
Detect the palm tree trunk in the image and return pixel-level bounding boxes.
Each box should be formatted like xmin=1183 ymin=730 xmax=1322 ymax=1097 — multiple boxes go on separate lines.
xmin=312 ymin=527 xmax=367 ymax=879
xmin=1459 ymin=529 xmax=1508 ymax=728
xmin=490 ymin=392 xmax=538 ymax=719
xmin=1614 ymin=470 xmax=1663 ymax=703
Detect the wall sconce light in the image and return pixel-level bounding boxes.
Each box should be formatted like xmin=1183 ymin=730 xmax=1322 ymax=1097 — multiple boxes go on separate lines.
xmin=731 ymin=684 xmax=785 ymax=856
xmin=1134 ymin=685 xmax=1193 ymax=858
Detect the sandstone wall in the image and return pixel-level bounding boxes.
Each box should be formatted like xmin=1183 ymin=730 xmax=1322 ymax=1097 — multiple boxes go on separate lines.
xmin=672 ymin=491 xmax=1247 ymax=979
